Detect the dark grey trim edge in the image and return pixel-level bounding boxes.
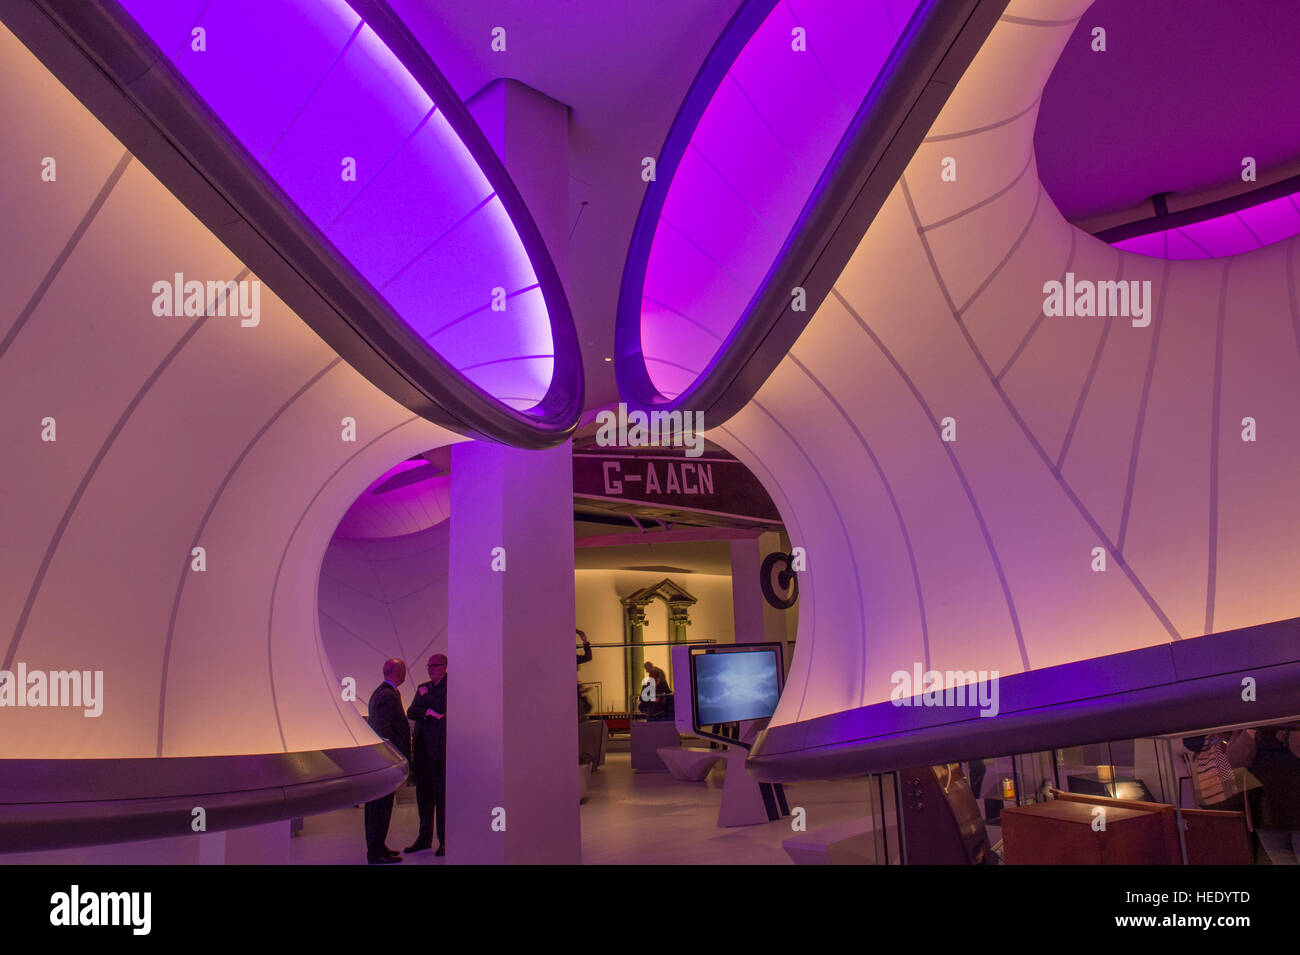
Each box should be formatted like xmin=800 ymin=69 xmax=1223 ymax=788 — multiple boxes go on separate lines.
xmin=0 ymin=742 xmax=406 ymax=853
xmin=747 ymin=617 xmax=1300 ymax=782
xmin=1095 ymin=172 xmax=1300 ymax=244
xmin=615 ymin=0 xmax=1011 ymax=427
xmin=2 ymin=0 xmax=583 ymax=449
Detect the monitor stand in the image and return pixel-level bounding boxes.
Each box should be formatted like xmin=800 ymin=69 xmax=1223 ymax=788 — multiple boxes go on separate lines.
xmin=718 ymin=719 xmax=789 ymax=827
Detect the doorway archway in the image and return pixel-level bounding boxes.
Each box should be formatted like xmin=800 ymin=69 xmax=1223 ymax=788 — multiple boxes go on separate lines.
xmin=620 ymin=578 xmax=697 ymax=710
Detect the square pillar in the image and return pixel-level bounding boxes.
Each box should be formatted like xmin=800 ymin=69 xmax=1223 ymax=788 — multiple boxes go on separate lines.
xmin=198 ymin=821 xmax=290 ymax=864
xmin=730 ymin=532 xmax=788 ymax=644
xmin=468 ymin=79 xmax=570 ymax=281
xmin=447 ymin=441 xmax=579 ymax=864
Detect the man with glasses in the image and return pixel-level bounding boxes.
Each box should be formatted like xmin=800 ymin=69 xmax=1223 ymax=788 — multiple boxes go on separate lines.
xmin=405 ymin=653 xmax=448 ymax=856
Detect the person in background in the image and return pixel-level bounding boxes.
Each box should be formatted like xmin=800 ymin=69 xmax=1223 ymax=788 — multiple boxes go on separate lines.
xmin=639 ymin=660 xmax=674 ymax=722
xmin=576 ymin=630 xmax=594 ymax=717
xmin=406 ymin=653 xmax=448 ymax=857
xmin=1229 ymin=724 xmax=1300 ymax=864
xmin=365 ymin=658 xmax=410 ymax=865
xmin=643 ymin=661 xmax=671 ymax=696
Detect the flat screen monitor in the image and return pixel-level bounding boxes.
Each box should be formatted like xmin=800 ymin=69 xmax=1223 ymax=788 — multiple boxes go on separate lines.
xmin=691 ymin=645 xmax=783 ymax=726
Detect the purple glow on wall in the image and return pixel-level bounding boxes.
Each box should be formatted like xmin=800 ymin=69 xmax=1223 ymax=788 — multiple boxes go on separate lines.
xmin=638 ymin=0 xmax=921 ymax=399
xmin=1112 ymin=193 xmax=1300 ymax=260
xmin=118 ymin=0 xmax=554 ymax=411
xmin=333 ymin=459 xmax=451 ymax=540
xmin=1035 ymin=0 xmax=1300 ymax=225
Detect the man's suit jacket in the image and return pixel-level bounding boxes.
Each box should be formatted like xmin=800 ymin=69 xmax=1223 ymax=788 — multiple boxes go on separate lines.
xmin=406 ymin=677 xmax=447 ymax=769
xmin=367 ymin=681 xmax=411 ymax=762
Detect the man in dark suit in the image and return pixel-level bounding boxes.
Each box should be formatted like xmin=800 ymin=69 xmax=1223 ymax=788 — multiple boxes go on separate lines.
xmin=365 ymin=658 xmax=410 ymax=865
xmin=405 ymin=653 xmax=447 ymax=856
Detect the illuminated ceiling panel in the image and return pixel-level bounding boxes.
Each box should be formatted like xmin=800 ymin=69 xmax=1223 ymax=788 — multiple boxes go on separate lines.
xmin=105 ymin=0 xmax=580 ymax=438
xmin=1111 ymin=191 xmax=1300 ymax=260
xmin=617 ymin=0 xmax=927 ymax=408
xmin=1032 ymin=0 xmax=1300 ymax=262
xmin=333 ymin=458 xmax=451 ymax=539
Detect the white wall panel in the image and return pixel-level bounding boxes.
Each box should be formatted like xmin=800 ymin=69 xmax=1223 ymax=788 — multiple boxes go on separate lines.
xmin=706 ymin=0 xmax=1300 ymax=730
xmin=0 ymin=24 xmax=461 ymax=760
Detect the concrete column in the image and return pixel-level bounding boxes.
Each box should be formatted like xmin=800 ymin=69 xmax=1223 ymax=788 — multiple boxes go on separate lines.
xmin=758 ymin=530 xmax=791 ymax=645
xmin=468 ymin=79 xmax=570 ymax=281
xmin=449 ymin=69 xmax=578 ymax=864
xmin=198 ymin=820 xmax=291 ymax=864
xmin=730 ymin=532 xmax=788 ymax=645
xmin=447 ymin=441 xmax=579 ymax=864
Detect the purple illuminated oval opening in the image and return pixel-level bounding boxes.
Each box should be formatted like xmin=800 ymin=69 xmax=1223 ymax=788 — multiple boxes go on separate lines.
xmin=334 ymin=458 xmax=450 ymax=540
xmin=118 ymin=0 xmax=566 ymax=414
xmin=623 ymin=0 xmax=923 ymax=402
xmin=1110 ymin=191 xmax=1300 ymax=260
xmin=1033 ymin=0 xmax=1300 ymax=263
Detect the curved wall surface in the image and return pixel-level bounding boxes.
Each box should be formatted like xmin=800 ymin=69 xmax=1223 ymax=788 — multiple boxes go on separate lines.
xmin=0 ymin=18 xmax=467 ymax=848
xmin=677 ymin=0 xmax=1300 ymax=763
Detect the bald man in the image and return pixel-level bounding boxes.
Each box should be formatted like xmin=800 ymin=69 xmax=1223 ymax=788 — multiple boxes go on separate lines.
xmin=364 ymin=658 xmax=410 ymax=864
xmin=405 ymin=653 xmax=447 ymax=856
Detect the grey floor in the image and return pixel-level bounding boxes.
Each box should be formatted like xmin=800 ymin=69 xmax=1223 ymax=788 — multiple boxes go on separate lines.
xmin=0 ymin=742 xmax=875 ymax=866
xmin=288 ymin=742 xmax=874 ymax=865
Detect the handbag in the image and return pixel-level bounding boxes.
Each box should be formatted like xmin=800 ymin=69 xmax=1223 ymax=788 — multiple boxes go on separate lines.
xmin=1190 ymin=734 xmax=1261 ymax=809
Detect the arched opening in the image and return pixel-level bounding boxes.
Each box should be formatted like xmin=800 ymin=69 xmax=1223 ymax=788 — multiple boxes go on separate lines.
xmin=318 ymin=448 xmax=453 ymax=718
xmin=620 ymin=577 xmax=697 ymax=711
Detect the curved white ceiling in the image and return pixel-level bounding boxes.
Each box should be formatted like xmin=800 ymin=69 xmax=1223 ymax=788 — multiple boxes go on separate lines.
xmin=709 ymin=0 xmax=1300 ymax=728
xmin=0 ymin=21 xmax=462 ymax=758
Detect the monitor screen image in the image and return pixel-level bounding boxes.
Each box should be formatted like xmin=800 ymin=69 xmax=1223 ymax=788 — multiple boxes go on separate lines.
xmin=693 ymin=649 xmax=782 ymax=725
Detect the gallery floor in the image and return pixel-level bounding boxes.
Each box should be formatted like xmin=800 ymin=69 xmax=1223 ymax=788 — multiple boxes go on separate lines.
xmin=289 ymin=744 xmax=872 ymax=866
